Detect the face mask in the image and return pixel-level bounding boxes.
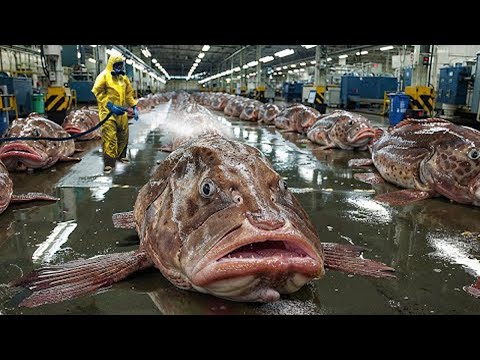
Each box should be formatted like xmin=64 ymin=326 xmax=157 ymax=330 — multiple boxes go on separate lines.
xmin=112 ymin=62 xmax=125 ymax=76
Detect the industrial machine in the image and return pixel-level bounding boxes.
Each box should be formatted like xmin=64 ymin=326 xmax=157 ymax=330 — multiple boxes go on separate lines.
xmin=473 ymin=53 xmax=480 ymax=121
xmin=340 ymin=75 xmax=398 ymax=110
xmin=283 ymin=82 xmax=303 ymax=102
xmin=41 ymin=45 xmax=74 ymax=124
xmin=436 ymin=63 xmax=472 ymax=120
xmin=325 ymin=86 xmax=341 ymax=108
xmin=69 ymin=65 xmax=96 ymax=104
xmin=254 ymin=85 xmax=265 ymax=102
xmin=0 ymin=73 xmax=32 ymax=117
xmin=0 ymin=85 xmax=18 ymax=136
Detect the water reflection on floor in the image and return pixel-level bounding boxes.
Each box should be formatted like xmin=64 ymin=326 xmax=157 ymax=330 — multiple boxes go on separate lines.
xmin=1 ymin=104 xmax=479 ymax=315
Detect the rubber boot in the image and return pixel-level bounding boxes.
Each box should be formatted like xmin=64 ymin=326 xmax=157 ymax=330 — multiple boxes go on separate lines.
xmin=104 ymin=154 xmax=116 ymax=174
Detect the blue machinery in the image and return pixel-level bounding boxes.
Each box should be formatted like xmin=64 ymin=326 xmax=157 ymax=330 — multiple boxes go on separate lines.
xmin=340 ymin=76 xmax=398 ymax=109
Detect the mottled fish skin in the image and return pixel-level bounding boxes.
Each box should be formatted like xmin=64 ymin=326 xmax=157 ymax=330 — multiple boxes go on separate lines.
xmin=0 ymin=160 xmax=13 ymax=214
xmin=307 ymin=110 xmax=375 ymax=150
xmin=274 ymin=104 xmax=320 ymax=133
xmin=371 ymin=118 xmax=480 ymax=206
xmin=134 ymin=132 xmax=325 ymax=302
xmin=0 ymin=114 xmax=76 ymax=171
xmin=259 ymin=104 xmax=284 ymax=124
xmin=239 ymin=100 xmax=263 ymax=122
xmin=62 ymin=108 xmax=101 ymax=140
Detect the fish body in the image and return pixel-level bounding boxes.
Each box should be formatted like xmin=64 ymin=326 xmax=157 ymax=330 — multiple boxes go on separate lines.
xmin=62 ymin=108 xmax=101 ymax=140
xmin=307 ymin=110 xmax=375 ymax=150
xmin=0 ymin=114 xmax=78 ymax=171
xmin=274 ymin=105 xmax=319 ymax=133
xmin=371 ymin=118 xmax=480 ymax=206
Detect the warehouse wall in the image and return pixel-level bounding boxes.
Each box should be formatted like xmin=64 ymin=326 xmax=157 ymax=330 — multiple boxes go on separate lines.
xmin=165 ymin=80 xmax=199 ymax=92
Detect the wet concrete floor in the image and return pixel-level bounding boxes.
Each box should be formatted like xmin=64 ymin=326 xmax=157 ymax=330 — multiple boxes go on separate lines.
xmin=1 ymin=103 xmax=480 ymax=315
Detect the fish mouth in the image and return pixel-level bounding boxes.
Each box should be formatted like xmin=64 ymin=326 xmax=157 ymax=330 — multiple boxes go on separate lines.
xmin=191 ymin=221 xmax=323 ymax=302
xmin=63 ymin=125 xmax=84 ymax=134
xmin=0 ymin=143 xmax=45 ymax=163
xmin=348 ymin=128 xmax=376 ymax=145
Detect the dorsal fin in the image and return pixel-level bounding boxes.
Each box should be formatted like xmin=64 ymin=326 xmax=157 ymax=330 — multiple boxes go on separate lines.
xmin=395 ymin=117 xmax=451 ymax=128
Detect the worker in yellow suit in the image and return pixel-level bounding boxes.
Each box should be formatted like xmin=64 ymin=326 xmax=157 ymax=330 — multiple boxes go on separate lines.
xmin=92 ymin=53 xmax=138 ymax=174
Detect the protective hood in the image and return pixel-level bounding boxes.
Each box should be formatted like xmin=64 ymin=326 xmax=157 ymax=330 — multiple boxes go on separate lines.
xmin=106 ymin=54 xmax=125 ymax=72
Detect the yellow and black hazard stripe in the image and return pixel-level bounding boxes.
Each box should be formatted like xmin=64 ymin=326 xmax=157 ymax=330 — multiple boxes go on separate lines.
xmin=409 ymin=94 xmax=434 ymax=115
xmin=315 ymin=87 xmax=325 ymax=105
xmin=45 ymin=93 xmax=72 ymax=112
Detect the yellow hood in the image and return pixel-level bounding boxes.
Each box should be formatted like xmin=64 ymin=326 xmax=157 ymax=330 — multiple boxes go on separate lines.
xmin=106 ymin=54 xmax=125 ymax=72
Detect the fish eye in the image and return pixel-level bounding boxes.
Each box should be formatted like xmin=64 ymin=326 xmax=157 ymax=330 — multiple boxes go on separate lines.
xmin=348 ymin=120 xmax=353 ymax=125
xmin=279 ymin=178 xmax=288 ymax=192
xmin=468 ymin=148 xmax=480 ymax=160
xmin=32 ymin=128 xmax=40 ymax=137
xmin=199 ymin=178 xmax=216 ymax=198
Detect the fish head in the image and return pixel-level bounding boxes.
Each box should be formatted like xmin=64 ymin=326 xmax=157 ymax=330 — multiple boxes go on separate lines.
xmin=332 ymin=111 xmax=375 ymax=148
xmin=0 ymin=117 xmax=52 ymax=171
xmin=423 ymin=134 xmax=480 ymax=206
xmin=298 ymin=107 xmax=319 ymax=132
xmin=0 ymin=160 xmax=13 ymax=214
xmin=62 ymin=110 xmax=90 ymax=135
xmin=145 ymin=134 xmax=324 ymax=302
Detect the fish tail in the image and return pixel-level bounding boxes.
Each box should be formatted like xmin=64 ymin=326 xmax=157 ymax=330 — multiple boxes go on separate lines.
xmin=464 ymin=278 xmax=480 ymax=298
xmin=10 ymin=193 xmax=59 ymax=203
xmin=322 ymin=243 xmax=396 ymax=279
xmin=112 ymin=211 xmax=136 ymax=229
xmin=11 ymin=250 xmax=152 ymax=307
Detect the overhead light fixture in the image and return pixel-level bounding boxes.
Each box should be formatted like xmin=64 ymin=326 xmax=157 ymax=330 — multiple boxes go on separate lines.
xmin=152 ymin=58 xmax=158 ymax=64
xmin=288 ymin=70 xmax=293 ymax=74
xmin=233 ymin=66 xmax=241 ymax=72
xmin=259 ymin=56 xmax=274 ymax=63
xmin=198 ymin=52 xmax=205 ymax=59
xmin=247 ymin=61 xmax=258 ymax=67
xmin=290 ymin=64 xmax=296 ymax=68
xmin=293 ymin=69 xmax=299 ymax=72
xmin=278 ymin=71 xmax=282 ymax=75
xmin=339 ymin=54 xmax=348 ymax=59
xmin=380 ymin=46 xmax=394 ymax=51
xmin=88 ymin=58 xmax=96 ymax=63
xmin=299 ymin=68 xmax=305 ymax=72
xmin=126 ymin=59 xmax=133 ymax=65
xmin=90 ymin=45 xmax=97 ymax=48
xmin=202 ymin=45 xmax=210 ymax=52
xmin=300 ymin=62 xmax=306 ymax=66
xmin=242 ymin=64 xmax=248 ymax=69
xmin=310 ymin=60 xmax=316 ymax=64
xmin=275 ymin=67 xmax=282 ymax=71
xmin=301 ymin=45 xmax=316 ymax=49
xmin=327 ymin=57 xmax=332 ymax=61
xmin=195 ymin=58 xmax=201 ymax=63
xmin=356 ymin=52 xmax=361 ymax=56
xmin=274 ymin=49 xmax=294 ymax=58
xmin=361 ymin=50 xmax=368 ymax=55
xmin=282 ymin=66 xmax=288 ymax=70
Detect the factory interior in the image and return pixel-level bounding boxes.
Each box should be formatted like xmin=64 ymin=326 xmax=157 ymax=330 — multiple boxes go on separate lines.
xmin=0 ymin=44 xmax=480 ymax=315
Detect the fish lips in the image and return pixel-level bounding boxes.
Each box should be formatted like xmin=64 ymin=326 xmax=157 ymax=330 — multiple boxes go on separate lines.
xmin=63 ymin=125 xmax=86 ymax=135
xmin=190 ymin=220 xmax=324 ymax=300
xmin=347 ymin=127 xmax=376 ymax=146
xmin=0 ymin=143 xmax=46 ymax=164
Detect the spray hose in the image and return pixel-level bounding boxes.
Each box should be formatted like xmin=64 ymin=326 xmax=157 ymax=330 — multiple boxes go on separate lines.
xmin=0 ymin=110 xmax=117 ymax=142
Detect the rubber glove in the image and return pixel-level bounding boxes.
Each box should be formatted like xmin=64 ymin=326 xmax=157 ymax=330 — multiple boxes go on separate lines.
xmin=133 ymin=106 xmax=139 ymax=121
xmin=106 ymin=101 xmax=125 ymax=116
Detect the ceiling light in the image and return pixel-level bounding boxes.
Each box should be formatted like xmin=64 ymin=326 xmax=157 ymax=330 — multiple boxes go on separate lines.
xmin=274 ymin=49 xmax=294 ymax=58
xmin=290 ymin=64 xmax=296 ymax=68
xmin=88 ymin=58 xmax=96 ymax=63
xmin=310 ymin=60 xmax=316 ymax=64
xmin=300 ymin=62 xmax=306 ymax=66
xmin=259 ymin=56 xmax=274 ymax=63
xmin=301 ymin=45 xmax=316 ymax=49
xmin=202 ymin=45 xmax=210 ymax=52
xmin=380 ymin=46 xmax=394 ymax=51
xmin=198 ymin=52 xmax=205 ymax=59
xmin=152 ymin=59 xmax=158 ymax=64
xmin=339 ymin=54 xmax=348 ymax=59
xmin=361 ymin=51 xmax=368 ymax=55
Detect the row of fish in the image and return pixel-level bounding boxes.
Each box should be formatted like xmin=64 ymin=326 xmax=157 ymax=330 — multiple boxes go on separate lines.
xmin=194 ymin=92 xmax=376 ymax=151
xmin=11 ymin=93 xmax=396 ymax=308
xmin=193 ymin=92 xmax=480 ymax=299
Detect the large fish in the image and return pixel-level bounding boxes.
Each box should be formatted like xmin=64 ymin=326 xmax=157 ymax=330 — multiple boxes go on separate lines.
xmin=307 ymin=110 xmax=375 ymax=150
xmin=0 ymin=113 xmax=81 ymax=172
xmin=0 ymin=159 xmax=58 ymax=215
xmin=12 ymin=133 xmax=394 ymax=307
xmin=258 ymin=104 xmax=284 ymax=125
xmin=274 ymin=104 xmax=319 ymax=134
xmin=239 ymin=100 xmax=263 ymax=122
xmin=351 ymin=118 xmax=480 ymax=207
xmin=62 ymin=108 xmax=101 ymax=140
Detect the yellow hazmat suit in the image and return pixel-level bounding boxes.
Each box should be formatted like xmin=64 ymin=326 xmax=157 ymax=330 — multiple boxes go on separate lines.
xmin=92 ymin=54 xmax=137 ymax=165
